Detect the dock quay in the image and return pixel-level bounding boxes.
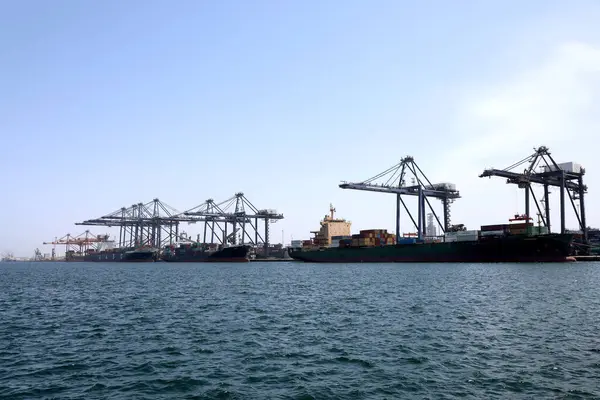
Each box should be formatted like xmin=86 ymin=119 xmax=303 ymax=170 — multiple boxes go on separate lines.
xmin=250 ymin=257 xmax=294 ymax=262
xmin=573 ymin=255 xmax=600 ymax=262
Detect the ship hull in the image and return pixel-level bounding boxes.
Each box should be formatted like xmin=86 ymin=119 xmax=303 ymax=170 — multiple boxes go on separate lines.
xmin=161 ymin=245 xmax=250 ymax=262
xmin=288 ymin=234 xmax=574 ymax=263
xmin=83 ymin=249 xmax=157 ymax=262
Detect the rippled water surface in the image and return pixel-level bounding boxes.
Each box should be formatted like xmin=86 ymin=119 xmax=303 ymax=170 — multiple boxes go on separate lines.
xmin=1 ymin=261 xmax=600 ymax=399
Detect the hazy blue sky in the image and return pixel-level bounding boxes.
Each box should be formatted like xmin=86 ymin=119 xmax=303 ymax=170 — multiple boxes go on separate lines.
xmin=2 ymin=0 xmax=600 ymax=257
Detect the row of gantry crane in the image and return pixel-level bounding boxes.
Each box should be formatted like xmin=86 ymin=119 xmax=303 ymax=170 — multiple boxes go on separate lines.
xmin=44 ymin=146 xmax=590 ymax=257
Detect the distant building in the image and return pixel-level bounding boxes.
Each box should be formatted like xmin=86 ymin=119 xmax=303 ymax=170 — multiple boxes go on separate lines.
xmin=426 ymin=213 xmax=437 ymax=237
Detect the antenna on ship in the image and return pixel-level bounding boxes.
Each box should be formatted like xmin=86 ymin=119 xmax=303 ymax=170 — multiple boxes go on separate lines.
xmin=330 ymin=203 xmax=336 ymax=219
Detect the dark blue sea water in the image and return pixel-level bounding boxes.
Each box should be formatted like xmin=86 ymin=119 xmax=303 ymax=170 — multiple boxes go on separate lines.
xmin=1 ymin=261 xmax=599 ymax=399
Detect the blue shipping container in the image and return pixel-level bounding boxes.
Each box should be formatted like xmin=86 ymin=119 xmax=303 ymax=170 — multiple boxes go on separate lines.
xmin=398 ymin=238 xmax=417 ymax=244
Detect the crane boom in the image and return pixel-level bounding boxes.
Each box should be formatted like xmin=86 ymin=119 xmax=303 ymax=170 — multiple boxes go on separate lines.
xmin=339 ymin=182 xmax=459 ymax=198
xmin=339 ymin=156 xmax=459 ymax=240
xmin=479 ymin=169 xmax=582 ymax=190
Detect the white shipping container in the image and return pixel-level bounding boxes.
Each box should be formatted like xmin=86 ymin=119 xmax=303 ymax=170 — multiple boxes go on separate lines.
xmin=330 ymin=240 xmax=340 ymax=248
xmin=425 ymin=182 xmax=457 ymax=191
xmin=480 ymin=230 xmax=505 ymax=236
xmin=291 ymin=240 xmax=303 ymax=248
xmin=542 ymin=161 xmax=582 ymax=174
xmin=440 ymin=182 xmax=457 ymax=191
xmin=457 ymin=230 xmax=479 ymax=236
xmin=445 ymin=236 xmax=457 ymax=242
xmin=456 ymin=235 xmax=478 ymax=242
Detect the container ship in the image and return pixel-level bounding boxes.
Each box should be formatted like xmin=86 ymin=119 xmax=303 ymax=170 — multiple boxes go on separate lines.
xmin=161 ymin=242 xmax=251 ymax=262
xmin=83 ymin=246 xmax=158 ymax=262
xmin=288 ymin=209 xmax=574 ymax=263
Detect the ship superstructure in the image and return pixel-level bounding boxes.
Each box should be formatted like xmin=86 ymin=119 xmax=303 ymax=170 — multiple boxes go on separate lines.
xmin=307 ymin=204 xmax=351 ymax=248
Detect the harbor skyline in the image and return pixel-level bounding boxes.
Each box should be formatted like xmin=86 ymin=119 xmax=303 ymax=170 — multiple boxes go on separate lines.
xmin=2 ymin=0 xmax=600 ymax=257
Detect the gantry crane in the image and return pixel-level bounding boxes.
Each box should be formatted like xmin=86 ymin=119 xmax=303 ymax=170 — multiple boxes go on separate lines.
xmin=43 ymin=230 xmax=113 ymax=259
xmin=74 ymin=195 xmax=283 ymax=255
xmin=339 ymin=156 xmax=460 ymax=241
xmin=479 ymin=146 xmax=588 ymax=244
xmin=76 ymin=198 xmax=182 ymax=249
xmin=182 ymin=192 xmax=283 ymax=255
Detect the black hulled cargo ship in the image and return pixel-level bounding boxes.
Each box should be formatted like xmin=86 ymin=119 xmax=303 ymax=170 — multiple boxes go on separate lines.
xmin=161 ymin=242 xmax=250 ymax=262
xmin=289 ymin=232 xmax=574 ymax=263
xmin=83 ymin=246 xmax=158 ymax=262
xmin=290 ymin=146 xmax=591 ymax=263
xmin=289 ymin=214 xmax=575 ymax=263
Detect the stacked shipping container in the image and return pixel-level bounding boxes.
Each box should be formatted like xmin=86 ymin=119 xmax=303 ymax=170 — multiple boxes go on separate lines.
xmin=479 ymin=222 xmax=548 ymax=237
xmin=349 ymin=229 xmax=396 ymax=247
xmin=296 ymin=220 xmax=552 ymax=251
xmin=330 ymin=235 xmax=352 ymax=248
xmin=445 ymin=230 xmax=479 ymax=242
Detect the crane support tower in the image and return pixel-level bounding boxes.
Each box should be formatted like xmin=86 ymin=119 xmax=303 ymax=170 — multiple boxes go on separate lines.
xmin=182 ymin=192 xmax=283 ymax=256
xmin=339 ymin=156 xmax=460 ymax=242
xmin=479 ymin=146 xmax=588 ymax=246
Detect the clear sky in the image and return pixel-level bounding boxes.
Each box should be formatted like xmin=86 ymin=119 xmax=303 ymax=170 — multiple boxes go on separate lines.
xmin=2 ymin=0 xmax=600 ymax=257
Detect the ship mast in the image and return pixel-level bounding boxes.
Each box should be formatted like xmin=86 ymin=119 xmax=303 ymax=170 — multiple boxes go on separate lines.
xmin=329 ymin=203 xmax=336 ymax=220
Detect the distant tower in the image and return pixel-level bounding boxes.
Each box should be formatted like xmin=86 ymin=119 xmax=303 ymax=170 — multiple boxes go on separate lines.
xmin=426 ymin=213 xmax=437 ymax=237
